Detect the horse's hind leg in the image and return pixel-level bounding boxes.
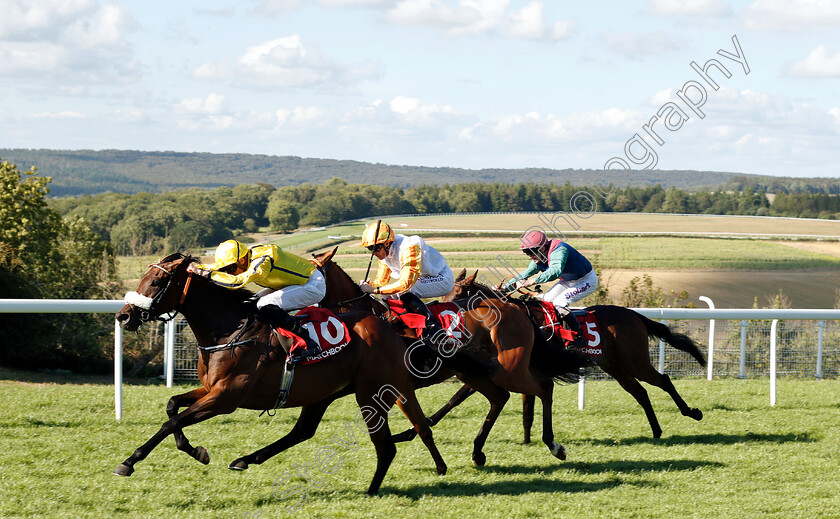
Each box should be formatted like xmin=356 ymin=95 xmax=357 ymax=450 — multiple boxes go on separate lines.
xmin=462 ymin=378 xmax=510 ymax=467
xmin=635 ymin=365 xmax=703 ymax=422
xmin=114 ymin=387 xmax=237 ymax=476
xmin=395 ymin=392 xmax=447 ymax=475
xmin=610 ymin=370 xmax=663 ymax=438
xmin=393 ymin=384 xmax=476 ymax=443
xmin=228 ymin=399 xmax=334 ymax=470
xmin=166 ymin=387 xmax=210 ymax=464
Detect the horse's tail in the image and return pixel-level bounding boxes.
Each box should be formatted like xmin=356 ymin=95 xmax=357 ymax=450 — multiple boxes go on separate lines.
xmin=528 ymin=319 xmax=593 ymax=383
xmin=635 ymin=311 xmax=707 ymax=367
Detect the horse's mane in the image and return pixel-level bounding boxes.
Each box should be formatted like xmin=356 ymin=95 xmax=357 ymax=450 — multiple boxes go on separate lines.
xmin=164 ymin=252 xmax=256 ymax=305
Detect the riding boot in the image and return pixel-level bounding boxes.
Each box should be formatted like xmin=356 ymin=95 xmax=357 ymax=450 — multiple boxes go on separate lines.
xmin=556 ymin=306 xmax=586 ymax=350
xmin=259 ymin=304 xmax=321 ymax=362
xmin=399 ymin=292 xmax=454 ymax=349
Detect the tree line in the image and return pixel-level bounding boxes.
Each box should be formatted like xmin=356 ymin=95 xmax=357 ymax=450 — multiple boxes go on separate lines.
xmin=50 ymin=178 xmax=840 ymax=255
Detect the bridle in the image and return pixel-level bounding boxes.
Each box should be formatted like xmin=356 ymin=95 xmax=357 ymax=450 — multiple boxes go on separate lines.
xmin=125 ymin=261 xmax=193 ymax=323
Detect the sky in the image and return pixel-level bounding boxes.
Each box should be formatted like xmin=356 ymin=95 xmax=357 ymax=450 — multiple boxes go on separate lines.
xmin=1 ymin=0 xmax=839 ymax=178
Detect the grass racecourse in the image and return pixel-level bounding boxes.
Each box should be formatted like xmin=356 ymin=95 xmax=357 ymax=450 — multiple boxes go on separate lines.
xmin=1 ymin=372 xmax=838 ymax=519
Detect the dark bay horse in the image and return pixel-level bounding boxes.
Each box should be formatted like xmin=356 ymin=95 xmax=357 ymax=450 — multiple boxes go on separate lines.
xmin=114 ymin=253 xmax=448 ymax=495
xmin=444 ymin=270 xmax=707 ymax=440
xmin=311 ymin=248 xmax=590 ymax=465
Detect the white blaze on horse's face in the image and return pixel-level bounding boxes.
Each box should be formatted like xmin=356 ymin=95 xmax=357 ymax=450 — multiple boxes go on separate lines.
xmin=124 ymin=291 xmax=153 ymax=310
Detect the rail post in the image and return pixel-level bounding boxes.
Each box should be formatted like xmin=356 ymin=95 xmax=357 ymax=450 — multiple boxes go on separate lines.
xmin=739 ymin=320 xmax=748 ymax=379
xmin=699 ymin=296 xmax=715 ymax=380
xmin=816 ymin=320 xmax=825 ymax=380
xmin=114 ymin=319 xmax=123 ymax=420
xmin=770 ymin=319 xmax=778 ymax=406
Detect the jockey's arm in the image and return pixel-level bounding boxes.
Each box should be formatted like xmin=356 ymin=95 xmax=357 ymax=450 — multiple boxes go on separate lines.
xmin=206 ymin=255 xmax=271 ymax=289
xmin=502 ymin=261 xmax=540 ymax=291
xmin=376 ymin=244 xmax=422 ymax=295
xmin=370 ymin=262 xmax=391 ymax=288
xmin=531 ymin=246 xmax=568 ymax=284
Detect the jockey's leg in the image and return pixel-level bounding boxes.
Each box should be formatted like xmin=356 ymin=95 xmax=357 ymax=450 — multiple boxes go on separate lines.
xmin=256 ymin=280 xmax=325 ymax=361
xmin=544 ymin=281 xmax=586 ymax=349
xmin=401 ymin=267 xmax=456 ymax=348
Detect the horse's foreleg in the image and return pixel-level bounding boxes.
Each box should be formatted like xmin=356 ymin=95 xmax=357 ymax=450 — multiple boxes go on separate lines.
xmin=114 ymin=388 xmax=237 ymax=476
xmin=166 ymin=387 xmax=210 ymax=464
xmin=395 ymin=393 xmax=447 ymax=475
xmin=522 ymin=394 xmax=535 ymax=444
xmin=228 ymin=399 xmax=334 ymax=470
xmin=392 ymin=384 xmax=476 ymax=443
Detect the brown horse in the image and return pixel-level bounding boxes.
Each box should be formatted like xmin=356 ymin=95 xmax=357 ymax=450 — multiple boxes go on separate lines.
xmin=311 ymin=248 xmax=590 ymax=465
xmin=113 ymin=253 xmax=449 ymax=495
xmin=443 ymin=270 xmax=707 ymax=440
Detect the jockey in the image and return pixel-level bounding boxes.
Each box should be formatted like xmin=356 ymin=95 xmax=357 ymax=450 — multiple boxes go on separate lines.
xmin=187 ymin=239 xmax=325 ymax=362
xmin=502 ymin=230 xmax=598 ymax=349
xmin=357 ymin=220 xmax=455 ymax=346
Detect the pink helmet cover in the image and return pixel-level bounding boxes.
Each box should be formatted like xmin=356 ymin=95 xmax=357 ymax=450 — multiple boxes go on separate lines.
xmin=520 ymin=230 xmax=547 ymax=250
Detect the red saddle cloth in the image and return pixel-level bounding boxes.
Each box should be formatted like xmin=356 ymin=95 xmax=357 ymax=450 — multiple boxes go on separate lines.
xmin=538 ymin=302 xmax=603 ymax=357
xmin=385 ymin=300 xmax=467 ymax=340
xmin=273 ymin=306 xmax=351 ymax=365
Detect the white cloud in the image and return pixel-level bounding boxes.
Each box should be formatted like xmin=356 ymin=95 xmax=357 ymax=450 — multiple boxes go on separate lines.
xmin=461 ymin=108 xmax=642 ymax=143
xmin=385 ymin=0 xmax=574 ymax=40
xmin=31 ymin=111 xmax=89 ymax=119
xmin=175 ymin=93 xmax=226 ymax=115
xmin=787 ymin=45 xmax=840 ymax=78
xmin=191 ymin=61 xmax=235 ymax=80
xmin=194 ymin=35 xmax=379 ymax=89
xmin=648 ymin=0 xmax=732 ymax=17
xmin=237 ymin=36 xmax=336 ymax=87
xmin=603 ymin=31 xmax=682 ymax=58
xmin=0 ymin=0 xmax=137 ymax=85
xmin=744 ymin=0 xmax=840 ymax=31
xmin=390 ymin=95 xmax=456 ymax=123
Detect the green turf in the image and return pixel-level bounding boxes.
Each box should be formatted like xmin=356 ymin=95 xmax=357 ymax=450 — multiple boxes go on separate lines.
xmin=0 ymin=375 xmax=836 ymax=518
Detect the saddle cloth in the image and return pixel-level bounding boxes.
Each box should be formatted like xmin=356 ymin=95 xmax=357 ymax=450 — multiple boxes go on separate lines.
xmin=386 ymin=299 xmax=467 ymax=339
xmin=538 ymin=302 xmax=603 ymax=357
xmin=273 ymin=306 xmax=351 ymax=364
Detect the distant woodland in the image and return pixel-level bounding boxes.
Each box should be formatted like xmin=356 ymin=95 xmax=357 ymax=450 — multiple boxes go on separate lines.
xmin=48 ymin=178 xmax=840 ymax=256
xmin=0 ymin=148 xmax=793 ymax=196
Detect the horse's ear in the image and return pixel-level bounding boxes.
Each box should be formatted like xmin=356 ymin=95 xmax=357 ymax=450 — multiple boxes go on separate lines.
xmin=310 ymin=246 xmax=338 ymax=267
xmin=456 ymin=269 xmax=466 ymax=281
xmin=466 ymin=270 xmax=478 ymax=284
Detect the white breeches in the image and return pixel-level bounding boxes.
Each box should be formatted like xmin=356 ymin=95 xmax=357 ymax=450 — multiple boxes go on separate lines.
xmin=255 ymin=270 xmax=327 ymax=311
xmin=543 ymin=269 xmax=599 ymax=309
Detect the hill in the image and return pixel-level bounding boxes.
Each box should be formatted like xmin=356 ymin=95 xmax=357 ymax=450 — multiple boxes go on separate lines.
xmin=1 ymin=148 xmax=753 ymax=197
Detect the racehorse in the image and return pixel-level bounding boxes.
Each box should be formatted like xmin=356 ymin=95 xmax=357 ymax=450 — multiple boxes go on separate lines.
xmin=443 ymin=270 xmax=707 ymax=440
xmin=113 ymin=253 xmax=449 ymax=495
xmin=310 ymin=248 xmax=591 ymax=465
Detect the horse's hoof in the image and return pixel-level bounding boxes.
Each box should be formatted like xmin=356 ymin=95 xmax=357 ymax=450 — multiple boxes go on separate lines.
xmin=551 ymin=444 xmax=567 ymax=461
xmin=113 ymin=463 xmax=134 ymax=477
xmin=653 ymin=428 xmax=663 ymax=439
xmin=228 ymin=459 xmax=248 ymax=471
xmin=436 ymin=464 xmax=447 ymax=476
xmin=472 ymin=452 xmax=486 ymax=467
xmin=194 ymin=446 xmax=210 ymax=465
xmin=690 ymin=408 xmax=703 ymax=421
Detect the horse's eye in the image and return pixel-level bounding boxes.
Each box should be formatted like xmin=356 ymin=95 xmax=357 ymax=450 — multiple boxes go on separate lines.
xmin=150 ymin=279 xmax=162 ymax=287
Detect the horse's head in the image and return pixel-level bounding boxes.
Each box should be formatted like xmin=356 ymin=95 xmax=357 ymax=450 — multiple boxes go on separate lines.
xmin=116 ymin=253 xmax=194 ymax=331
xmin=442 ymin=269 xmax=503 ymax=303
xmin=310 ymin=246 xmax=360 ymax=306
